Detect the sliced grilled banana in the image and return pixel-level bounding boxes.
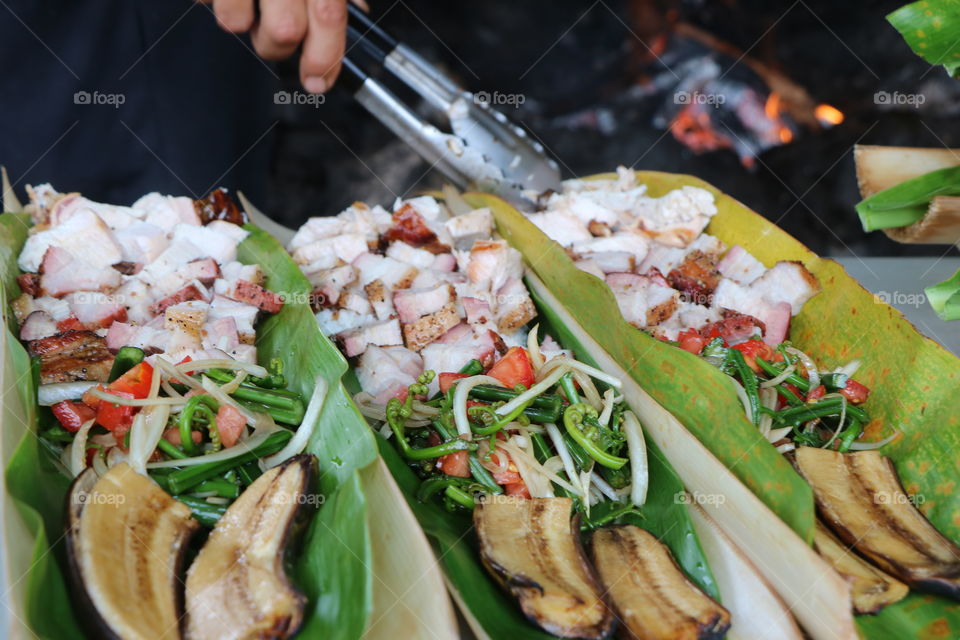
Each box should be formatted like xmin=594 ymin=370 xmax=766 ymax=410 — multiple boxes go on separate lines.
xmin=589 ymin=525 xmax=730 ymax=640
xmin=474 ymin=496 xmax=615 ymax=639
xmin=796 ymin=447 xmax=960 ymax=600
xmin=184 ymin=455 xmax=313 ymax=640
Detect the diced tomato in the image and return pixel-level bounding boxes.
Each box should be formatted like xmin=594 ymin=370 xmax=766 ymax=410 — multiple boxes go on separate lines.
xmin=109 ymin=362 xmax=154 ymax=399
xmin=840 ymin=380 xmax=870 ymax=405
xmin=216 ymin=404 xmax=246 ymax=448
xmin=56 ymin=317 xmax=83 ymax=332
xmin=677 ymin=329 xmax=705 ymax=355
xmin=51 ymin=400 xmax=96 ymax=433
xmin=486 ymin=347 xmax=535 ymax=389
xmin=437 ymin=450 xmax=470 ymax=477
xmin=731 ymin=340 xmax=777 ymax=373
xmin=95 ymin=389 xmax=136 ymax=436
xmin=493 ymin=466 xmax=522 ymax=486
xmin=82 ymin=385 xmax=103 ymax=410
xmin=439 ymin=372 xmax=469 ymax=394
xmin=162 ymin=428 xmax=202 ymax=446
xmin=504 ymin=481 xmax=531 ymax=499
xmin=701 ymin=324 xmax=725 ymax=343
xmin=806 ymin=384 xmax=826 ymax=403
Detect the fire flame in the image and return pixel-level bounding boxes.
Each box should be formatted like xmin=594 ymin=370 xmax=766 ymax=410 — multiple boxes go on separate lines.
xmin=814 ymin=104 xmax=844 ymax=126
xmin=668 ymin=103 xmax=732 ymax=154
xmin=764 ymin=93 xmax=793 ymax=144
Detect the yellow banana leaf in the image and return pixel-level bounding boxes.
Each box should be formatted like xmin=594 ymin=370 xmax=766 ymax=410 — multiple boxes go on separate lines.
xmin=468 ymin=170 xmax=960 ymax=637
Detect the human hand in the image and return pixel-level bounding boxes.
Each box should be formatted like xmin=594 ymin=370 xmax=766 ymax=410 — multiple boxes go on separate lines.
xmin=203 ymin=0 xmax=356 ymax=93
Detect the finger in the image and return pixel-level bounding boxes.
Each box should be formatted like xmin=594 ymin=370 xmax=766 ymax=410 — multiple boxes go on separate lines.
xmin=212 ymin=0 xmax=255 ymax=32
xmin=252 ymin=0 xmax=308 ymax=60
xmin=300 ymin=0 xmax=347 ymax=93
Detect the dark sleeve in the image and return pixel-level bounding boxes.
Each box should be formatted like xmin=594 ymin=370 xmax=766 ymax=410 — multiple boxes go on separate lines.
xmin=0 ymin=0 xmax=278 ymax=205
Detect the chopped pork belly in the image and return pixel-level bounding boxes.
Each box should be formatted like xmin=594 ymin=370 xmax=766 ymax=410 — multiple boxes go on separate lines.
xmin=353 ymin=253 xmax=419 ymax=290
xmin=386 ymin=241 xmax=436 ymax=270
xmin=292 ymin=233 xmax=368 ymax=266
xmin=573 ymin=233 xmax=650 ymax=265
xmin=526 ymin=210 xmax=594 ymax=246
xmin=19 ymin=208 xmax=122 ymax=272
xmin=444 ymin=208 xmax=493 ymax=249
xmin=357 ymin=345 xmax=424 ymax=404
xmin=462 ymin=240 xmax=523 ymax=294
xmin=28 ymin=330 xmax=115 ymax=383
xmin=40 ymin=246 xmax=122 ymax=297
xmin=494 ymin=278 xmax=537 ymax=333
xmin=748 ymin=261 xmax=820 ymax=314
xmin=20 ymin=310 xmax=58 ymax=341
xmin=606 ymin=272 xmax=680 ymax=328
xmin=114 ymin=222 xmax=169 ymax=264
xmin=717 ymin=245 xmax=766 ymax=285
xmin=393 ymin=283 xmax=454 ymax=324
xmin=339 ymin=318 xmax=404 ymax=357
xmin=628 ymin=185 xmax=718 ymax=248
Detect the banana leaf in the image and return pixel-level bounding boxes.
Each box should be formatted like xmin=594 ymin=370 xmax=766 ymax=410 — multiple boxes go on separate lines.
xmin=470 ymin=171 xmax=960 ymax=637
xmin=361 ymin=275 xmax=722 ymax=638
xmin=888 ymin=0 xmax=960 ymax=78
xmin=0 ymin=216 xmax=380 ymax=639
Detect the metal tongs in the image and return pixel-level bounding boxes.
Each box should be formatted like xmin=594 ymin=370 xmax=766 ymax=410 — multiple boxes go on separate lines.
xmin=341 ymin=5 xmax=560 ymax=208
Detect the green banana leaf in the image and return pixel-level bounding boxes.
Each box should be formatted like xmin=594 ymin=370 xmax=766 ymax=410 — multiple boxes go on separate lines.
xmin=855 ymin=165 xmax=960 ymax=231
xmin=888 ymin=0 xmax=960 ymax=78
xmin=0 ymin=216 xmax=379 ymax=639
xmin=363 ymin=283 xmax=719 ymax=639
xmin=471 ymin=171 xmax=960 ymax=637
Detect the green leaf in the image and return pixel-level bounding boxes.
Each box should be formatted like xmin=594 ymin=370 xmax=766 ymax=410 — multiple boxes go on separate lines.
xmin=472 ymin=192 xmax=814 ymax=541
xmin=855 ymin=165 xmax=960 ymax=231
xmin=888 ymin=0 xmax=960 ymax=77
xmin=295 ymin=471 xmax=372 ymax=640
xmin=857 ymin=593 xmax=960 ymax=638
xmin=925 ymin=268 xmax=960 ymax=320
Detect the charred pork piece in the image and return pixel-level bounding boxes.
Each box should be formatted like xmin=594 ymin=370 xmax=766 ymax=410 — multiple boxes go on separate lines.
xmin=66 ymin=464 xmax=198 ymax=640
xmin=590 ymin=526 xmax=730 ymax=640
xmin=184 ymin=455 xmax=313 ymax=640
xmin=194 ymin=187 xmax=247 ymax=226
xmin=28 ymin=330 xmax=114 ymax=383
xmin=474 ymin=497 xmax=614 ymax=639
xmin=796 ymin=447 xmax=960 ymax=600
xmin=813 ymin=521 xmax=908 ymax=615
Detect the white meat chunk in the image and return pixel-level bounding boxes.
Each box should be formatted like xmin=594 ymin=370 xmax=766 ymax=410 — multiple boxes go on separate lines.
xmin=628 ymin=186 xmax=718 ymax=248
xmin=605 ymin=272 xmax=680 ymax=327
xmin=171 ymin=223 xmax=239 ymax=264
xmin=463 ymin=240 xmax=523 ymax=294
xmin=315 ymin=309 xmax=378 ymax=336
xmin=393 ymin=283 xmax=454 ymax=324
xmin=357 ymin=345 xmax=423 ymax=404
xmin=526 ymin=210 xmax=594 ymax=246
xmin=113 ymin=222 xmax=169 ymax=264
xmin=717 ymin=245 xmax=766 ymax=285
xmin=353 ymin=253 xmax=419 ymax=290
xmin=386 ymin=241 xmax=436 ymax=270
xmin=208 ymin=295 xmax=259 ymax=343
xmin=40 ymin=246 xmax=121 ymax=297
xmin=748 ymin=261 xmax=820 ymax=315
xmin=19 ymin=208 xmax=123 ymax=272
xmin=444 ymin=208 xmax=493 ymax=249
xmin=292 ymin=233 xmax=368 ymax=266
xmin=339 ymin=318 xmax=403 ymax=357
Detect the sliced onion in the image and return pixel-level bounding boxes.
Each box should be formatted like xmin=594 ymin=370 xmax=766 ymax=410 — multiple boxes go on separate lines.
xmin=69 ymin=418 xmax=96 ymax=477
xmin=768 ymin=426 xmax=793 ymax=443
xmin=89 ymin=433 xmax=118 ymax=447
xmin=727 ymin=375 xmax=753 ymax=423
xmin=91 ymin=449 xmax=109 ymax=477
xmin=785 ymin=346 xmax=820 ymax=390
xmin=147 ymin=428 xmax=282 ymax=469
xmin=453 ymin=375 xmax=503 ymax=436
xmin=821 ymin=394 xmax=848 ymax=450
xmin=527 ymin=323 xmax=545 ymax=373
xmin=539 ymin=356 xmax=622 ymax=389
xmin=477 ymin=439 xmax=510 ymax=475
xmin=759 ymin=364 xmax=796 ymax=389
xmin=154 ymin=357 xmax=202 ymax=391
xmin=219 ymin=370 xmax=248 ymax=395
xmin=591 ymin=472 xmax=622 ymax=502
xmin=622 ymin=411 xmax=648 ymax=506
xmin=572 ymin=369 xmax=603 ymax=411
xmin=597 ymin=389 xmax=616 ymax=426
xmin=848 ymin=431 xmax=900 ymax=450
xmin=38 ymin=382 xmax=96 ymax=406
xmin=89 ymin=388 xmax=186 ymax=406
xmin=836 ymin=359 xmax=862 ymax=378
xmin=495 ymin=367 xmax=567 ymax=418
xmin=776 ymin=442 xmax=796 ymax=454
xmin=106 ymin=446 xmax=127 ymax=468
xmin=545 ymin=422 xmax=584 ymax=498
xmin=175 ymin=358 xmax=268 ymax=378
xmin=127 ymin=404 xmax=171 ymax=476
xmin=263 ymin=376 xmax=328 ymax=468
